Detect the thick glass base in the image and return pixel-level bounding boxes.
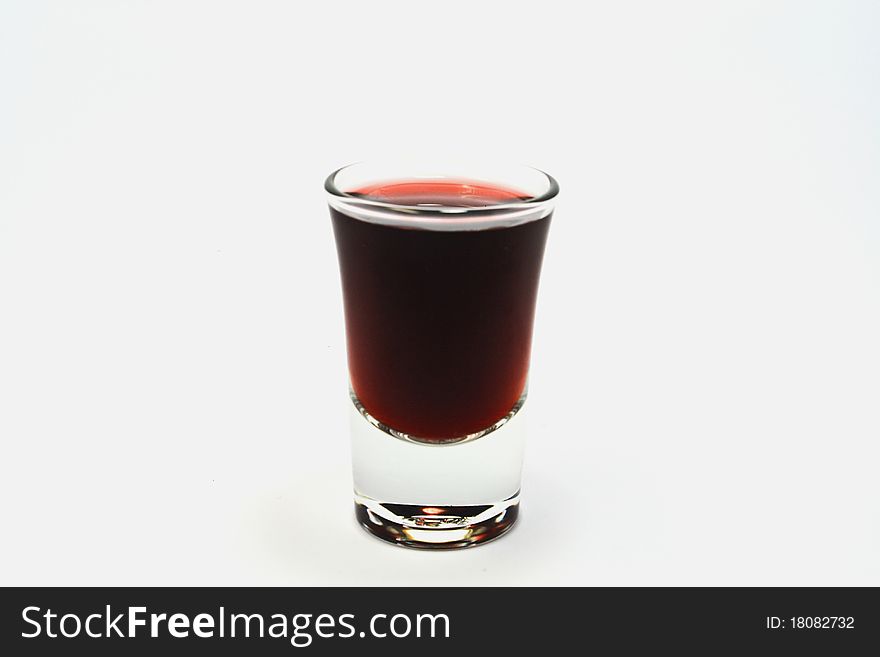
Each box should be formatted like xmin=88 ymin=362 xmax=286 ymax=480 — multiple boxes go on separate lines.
xmin=348 ymin=387 xmax=527 ymax=550
xmin=354 ymin=492 xmax=520 ymax=549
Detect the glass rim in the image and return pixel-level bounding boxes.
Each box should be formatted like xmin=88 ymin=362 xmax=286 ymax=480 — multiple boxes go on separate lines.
xmin=324 ymin=160 xmax=559 ymax=216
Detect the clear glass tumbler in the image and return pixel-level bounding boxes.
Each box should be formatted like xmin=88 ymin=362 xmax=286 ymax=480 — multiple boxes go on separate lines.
xmin=327 ymin=161 xmax=557 ymax=548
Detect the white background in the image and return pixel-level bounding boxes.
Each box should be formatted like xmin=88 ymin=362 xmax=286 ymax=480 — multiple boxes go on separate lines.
xmin=2 ymin=1 xmax=879 ymax=586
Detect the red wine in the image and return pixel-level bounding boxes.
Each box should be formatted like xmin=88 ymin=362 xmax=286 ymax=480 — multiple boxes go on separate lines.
xmin=331 ymin=180 xmax=551 ymax=441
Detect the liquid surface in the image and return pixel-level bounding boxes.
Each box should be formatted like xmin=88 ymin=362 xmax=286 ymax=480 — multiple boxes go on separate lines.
xmin=331 ymin=180 xmax=551 ymax=440
xmin=350 ymin=180 xmax=530 ymax=207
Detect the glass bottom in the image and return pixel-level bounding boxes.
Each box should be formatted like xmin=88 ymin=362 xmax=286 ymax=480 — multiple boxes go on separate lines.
xmin=348 ymin=385 xmax=527 ymax=550
xmin=354 ymin=492 xmax=520 ymax=549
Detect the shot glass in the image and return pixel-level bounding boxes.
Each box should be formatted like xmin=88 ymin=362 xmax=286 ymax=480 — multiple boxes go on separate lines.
xmin=327 ymin=161 xmax=557 ymax=548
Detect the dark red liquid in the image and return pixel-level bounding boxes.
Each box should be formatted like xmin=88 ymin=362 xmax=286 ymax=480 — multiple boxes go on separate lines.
xmin=331 ymin=180 xmax=551 ymax=440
